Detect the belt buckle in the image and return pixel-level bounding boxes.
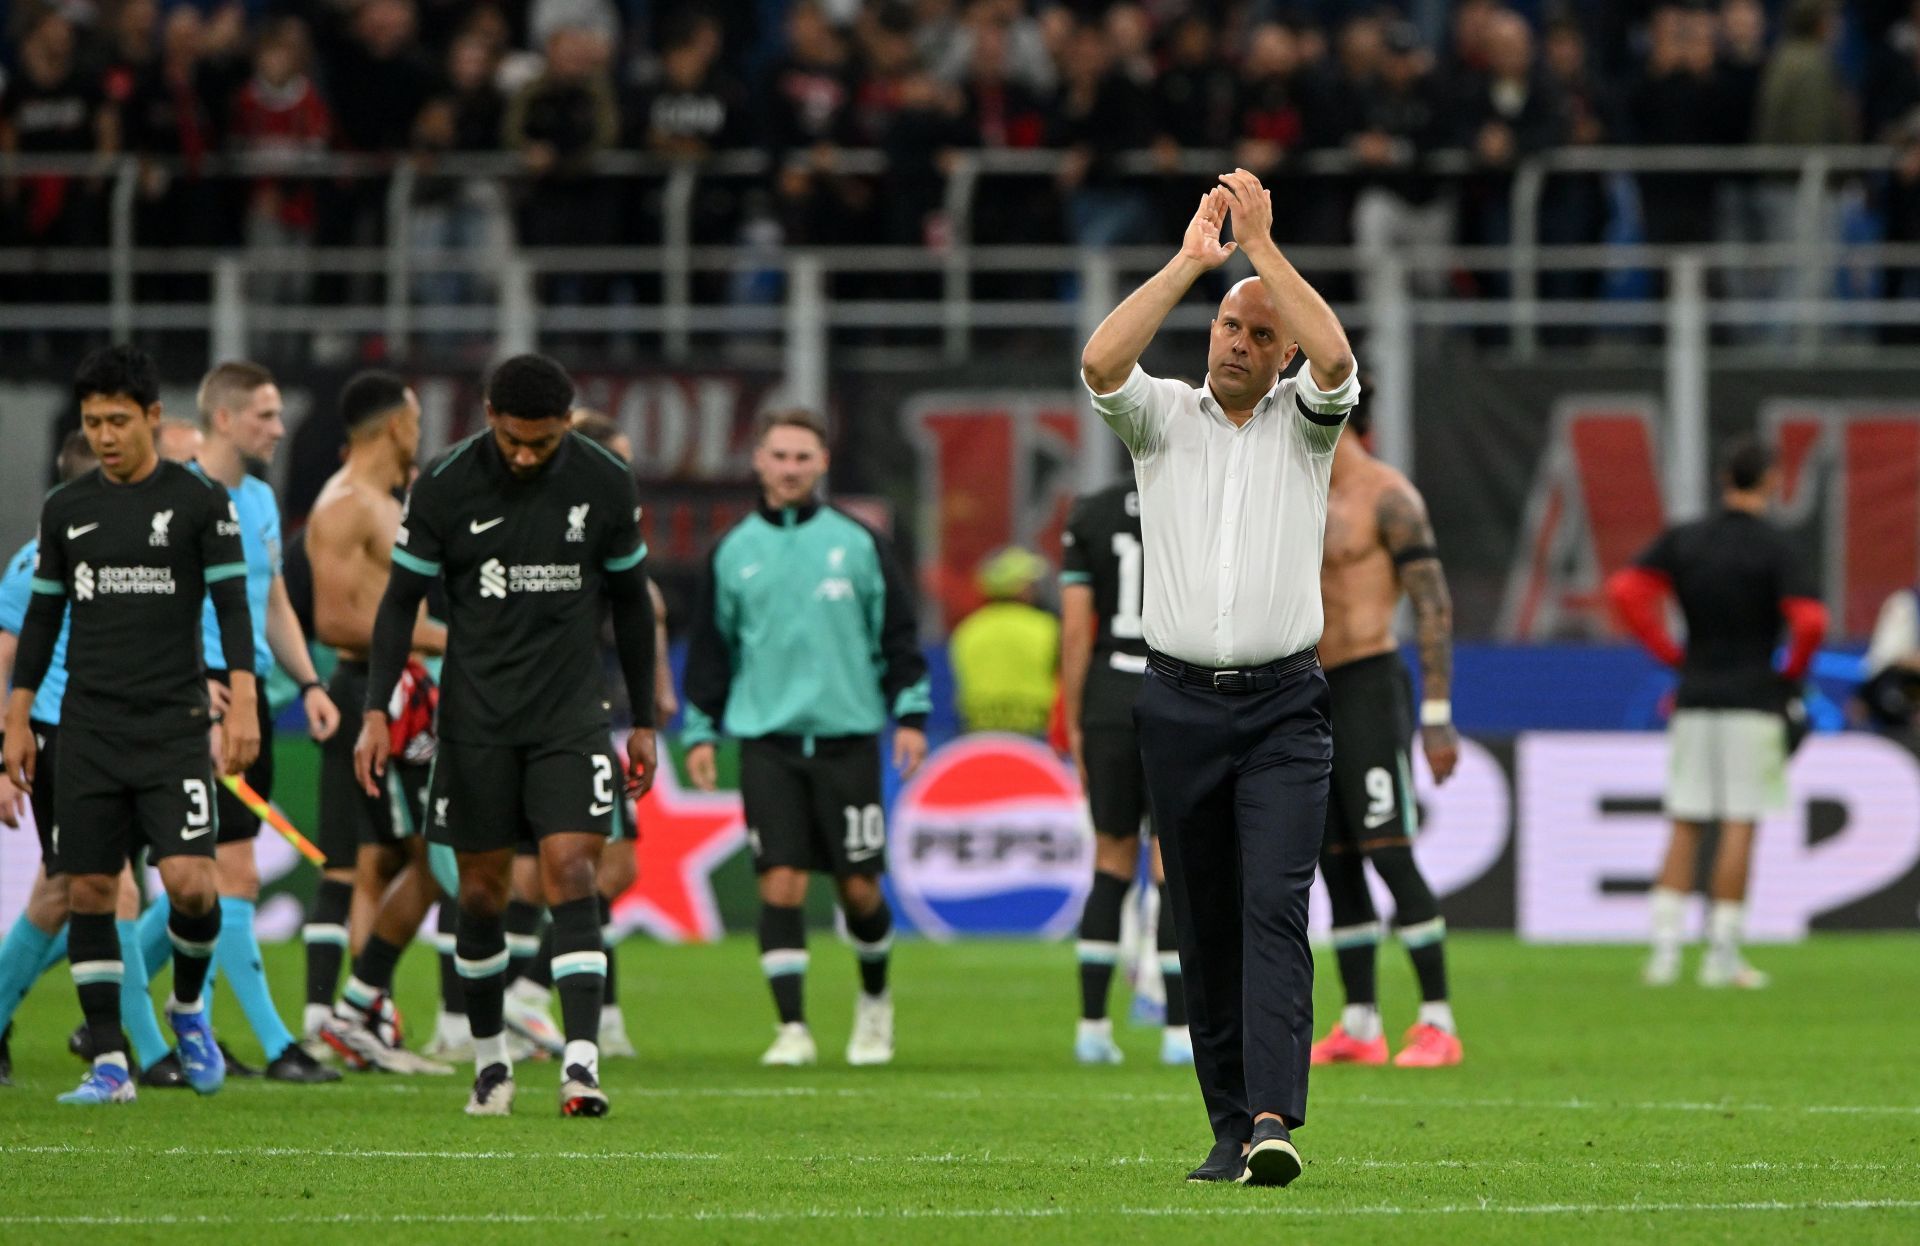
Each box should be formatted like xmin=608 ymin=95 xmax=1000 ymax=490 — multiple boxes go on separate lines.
xmin=1212 ymin=669 xmax=1247 ymax=694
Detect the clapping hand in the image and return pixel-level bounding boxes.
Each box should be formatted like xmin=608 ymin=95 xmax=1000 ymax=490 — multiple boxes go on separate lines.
xmin=1180 ymin=187 xmax=1238 ymax=270
xmin=1217 ymin=168 xmax=1275 ymax=258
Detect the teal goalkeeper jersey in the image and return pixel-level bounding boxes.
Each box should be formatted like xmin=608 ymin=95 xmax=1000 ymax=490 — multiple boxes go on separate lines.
xmin=682 ymin=501 xmax=931 ymax=744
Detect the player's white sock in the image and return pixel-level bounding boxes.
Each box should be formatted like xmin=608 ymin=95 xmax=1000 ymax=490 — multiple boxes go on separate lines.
xmin=564 ymin=1040 xmax=599 ymax=1083
xmin=1707 ymin=900 xmax=1745 ymax=959
xmin=508 ymin=978 xmax=551 ymax=1006
xmin=1340 ymin=1004 xmax=1382 ymax=1042
xmin=1417 ymin=1001 xmax=1456 ymax=1034
xmin=1076 ymin=1017 xmax=1113 ymax=1039
xmin=171 ymin=994 xmax=205 ymax=1014
xmin=475 ymin=1032 xmax=510 ymax=1074
xmin=1648 ymin=886 xmax=1687 ymax=953
xmin=304 ymin=1003 xmax=332 ymax=1037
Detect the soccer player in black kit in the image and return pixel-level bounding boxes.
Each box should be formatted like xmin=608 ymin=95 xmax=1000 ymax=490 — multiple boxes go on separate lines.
xmin=3 ymin=345 xmax=260 ymax=1104
xmin=354 ymin=355 xmax=658 ymax=1118
xmin=1059 ymin=480 xmax=1189 ymax=1067
xmin=1607 ymin=435 xmax=1828 ymax=989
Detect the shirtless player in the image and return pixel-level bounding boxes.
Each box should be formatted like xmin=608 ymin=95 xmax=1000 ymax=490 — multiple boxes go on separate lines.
xmin=300 ymin=372 xmax=450 ymax=1072
xmin=1310 ymin=388 xmax=1464 ymax=1069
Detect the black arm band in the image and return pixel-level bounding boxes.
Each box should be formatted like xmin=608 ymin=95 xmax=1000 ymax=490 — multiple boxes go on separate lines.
xmin=1392 ymin=544 xmax=1440 ymax=567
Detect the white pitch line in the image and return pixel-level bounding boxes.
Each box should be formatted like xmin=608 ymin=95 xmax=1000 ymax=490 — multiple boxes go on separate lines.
xmin=3 ymin=1143 xmax=1912 ymax=1175
xmin=239 ymin=1081 xmax=1920 ymax=1114
xmin=1342 ymin=1094 xmax=1920 ymax=1116
xmin=1 ymin=1199 xmax=1917 ymax=1228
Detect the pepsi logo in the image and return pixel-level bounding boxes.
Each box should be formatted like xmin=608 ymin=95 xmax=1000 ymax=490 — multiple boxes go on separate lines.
xmin=889 ymin=734 xmax=1092 ymax=941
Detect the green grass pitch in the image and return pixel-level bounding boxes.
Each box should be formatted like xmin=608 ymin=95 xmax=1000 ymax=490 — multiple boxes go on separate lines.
xmin=1 ymin=934 xmax=1916 ymax=1243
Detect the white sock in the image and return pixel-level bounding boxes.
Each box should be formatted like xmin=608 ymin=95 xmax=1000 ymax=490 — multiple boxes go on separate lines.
xmin=304 ymin=1003 xmax=331 ymax=1036
xmin=95 ymin=1051 xmax=130 ymax=1073
xmin=508 ymin=978 xmax=550 ymax=1005
xmin=1648 ymin=886 xmax=1687 ymax=953
xmin=598 ymin=1003 xmax=624 ymax=1026
xmin=563 ymin=1039 xmax=599 ymax=1078
xmin=171 ymin=993 xmax=204 ymax=1014
xmin=1077 ymin=1017 xmax=1113 ymax=1038
xmin=1340 ymin=1003 xmax=1382 ymax=1042
xmin=474 ymin=1031 xmax=510 ymax=1074
xmin=438 ymin=1011 xmax=471 ymax=1038
xmin=1418 ymin=1001 xmax=1456 ymax=1034
xmin=1708 ymin=900 xmax=1745 ymax=958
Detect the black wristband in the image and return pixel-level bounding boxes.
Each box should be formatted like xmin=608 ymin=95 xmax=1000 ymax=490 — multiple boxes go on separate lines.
xmin=299 ymin=680 xmax=324 ymax=697
xmin=1391 ymin=543 xmax=1440 ymax=567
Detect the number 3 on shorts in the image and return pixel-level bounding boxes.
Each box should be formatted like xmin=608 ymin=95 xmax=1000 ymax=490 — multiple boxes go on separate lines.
xmin=183 ymin=779 xmax=211 ymax=827
xmin=842 ymin=804 xmax=884 ymax=855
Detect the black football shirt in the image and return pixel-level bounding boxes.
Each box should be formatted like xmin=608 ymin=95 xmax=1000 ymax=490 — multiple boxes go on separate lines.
xmin=1061 ymin=481 xmax=1149 ymax=729
xmin=28 ymin=460 xmax=249 ymax=736
xmin=1634 ymin=508 xmax=1815 ymax=711
xmin=390 ymin=431 xmax=646 ymax=745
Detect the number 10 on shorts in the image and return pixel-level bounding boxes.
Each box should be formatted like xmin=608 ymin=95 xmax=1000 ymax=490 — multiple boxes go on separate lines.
xmin=843 ymin=804 xmax=884 ymax=858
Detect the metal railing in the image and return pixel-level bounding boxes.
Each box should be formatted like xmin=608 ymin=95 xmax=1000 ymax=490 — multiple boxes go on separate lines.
xmin=0 ymin=143 xmax=1903 ymax=358
xmin=3 ymin=141 xmax=1914 ymax=500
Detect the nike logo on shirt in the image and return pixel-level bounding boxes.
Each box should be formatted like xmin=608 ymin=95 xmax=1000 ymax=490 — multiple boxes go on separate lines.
xmin=66 ymin=523 xmax=99 ymax=539
xmin=588 ymin=802 xmax=614 ymax=817
xmin=181 ymin=825 xmax=214 ymax=840
xmin=470 ymin=517 xmax=505 ymax=534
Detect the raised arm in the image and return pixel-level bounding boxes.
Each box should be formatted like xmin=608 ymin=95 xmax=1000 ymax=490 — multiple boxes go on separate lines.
xmin=1080 ymin=188 xmax=1237 ymax=395
xmin=1218 ymin=169 xmax=1355 ymax=392
xmin=1380 ymin=479 xmax=1456 ymax=783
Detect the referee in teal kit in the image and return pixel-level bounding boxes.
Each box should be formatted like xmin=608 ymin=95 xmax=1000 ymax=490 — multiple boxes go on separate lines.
xmin=1079 ymin=171 xmax=1359 ymax=1188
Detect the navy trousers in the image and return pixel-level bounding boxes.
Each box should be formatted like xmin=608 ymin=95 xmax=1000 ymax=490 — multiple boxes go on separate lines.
xmin=1134 ymin=659 xmax=1332 ymax=1138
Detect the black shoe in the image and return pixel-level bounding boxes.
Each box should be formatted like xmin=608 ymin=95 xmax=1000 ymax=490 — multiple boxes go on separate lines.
xmin=139 ymin=1052 xmax=189 ymax=1088
xmin=1185 ymin=1137 xmax=1249 ymax=1184
xmin=265 ymin=1043 xmax=341 ymax=1083
xmin=1244 ymin=1118 xmax=1302 ymax=1188
xmin=219 ymin=1041 xmax=262 ymax=1078
xmin=1 ymin=1023 xmax=12 ymax=1086
xmin=68 ymin=1023 xmax=94 ymax=1062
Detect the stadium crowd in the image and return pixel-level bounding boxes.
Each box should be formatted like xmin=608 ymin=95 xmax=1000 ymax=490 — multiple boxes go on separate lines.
xmin=3 ymin=0 xmax=1917 ymax=261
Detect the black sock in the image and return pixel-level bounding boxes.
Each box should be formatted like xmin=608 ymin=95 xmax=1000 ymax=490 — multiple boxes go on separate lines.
xmin=503 ymin=899 xmax=542 ymax=987
xmin=1367 ymin=843 xmax=1448 ymax=1003
xmin=167 ymin=901 xmax=221 ymax=1007
xmin=304 ymin=878 xmax=353 ymax=1007
xmin=845 ymin=900 xmax=893 ymax=998
xmin=1076 ymin=871 xmax=1129 ymax=1022
xmin=456 ymin=906 xmax=508 ymax=1042
xmin=1323 ymin=847 xmax=1380 ymax=1008
xmin=597 ymin=895 xmax=618 ymax=1010
xmin=548 ymin=897 xmax=604 ymax=1045
xmin=526 ymin=922 xmax=555 ymax=991
xmin=436 ymin=902 xmax=464 ymax=1017
xmin=1403 ymin=920 xmax=1450 ymax=1002
xmin=1155 ymin=883 xmax=1187 ymax=1028
xmin=364 ymin=934 xmax=403 ymax=992
xmin=756 ymin=903 xmax=807 ymax=1025
xmin=344 ymin=933 xmax=403 ymax=1012
xmin=68 ymin=911 xmax=127 ymax=1061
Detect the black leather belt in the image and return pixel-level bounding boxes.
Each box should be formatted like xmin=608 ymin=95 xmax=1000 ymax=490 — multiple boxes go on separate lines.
xmin=1147 ymin=647 xmax=1320 ymax=694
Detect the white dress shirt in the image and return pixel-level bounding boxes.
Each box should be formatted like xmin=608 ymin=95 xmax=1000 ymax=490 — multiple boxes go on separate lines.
xmin=1087 ymin=362 xmax=1359 ymax=668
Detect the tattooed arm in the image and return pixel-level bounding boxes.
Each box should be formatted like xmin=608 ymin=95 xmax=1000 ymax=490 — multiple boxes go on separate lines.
xmin=1379 ymin=480 xmax=1459 ymax=783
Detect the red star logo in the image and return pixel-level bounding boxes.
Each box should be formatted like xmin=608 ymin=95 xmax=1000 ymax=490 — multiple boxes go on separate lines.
xmin=612 ymin=757 xmax=746 ymax=943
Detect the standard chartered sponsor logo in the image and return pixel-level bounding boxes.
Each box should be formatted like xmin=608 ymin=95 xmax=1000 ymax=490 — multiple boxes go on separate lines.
xmin=478 ymin=559 xmax=583 ymax=598
xmin=511 ymin=563 xmax=583 ymax=592
xmin=73 ymin=562 xmax=175 ymax=600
